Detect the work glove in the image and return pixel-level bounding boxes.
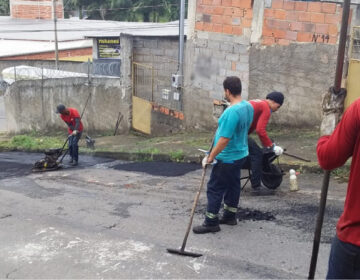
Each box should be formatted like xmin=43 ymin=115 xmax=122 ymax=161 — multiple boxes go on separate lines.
xmin=202 ymin=155 xmax=217 ymax=168
xmin=71 ymin=130 xmax=78 ymax=136
xmin=202 ymin=155 xmax=209 ymax=169
xmin=273 ymin=145 xmax=284 ymax=156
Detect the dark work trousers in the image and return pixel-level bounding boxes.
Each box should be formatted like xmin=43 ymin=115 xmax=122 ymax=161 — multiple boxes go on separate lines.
xmin=248 ymin=137 xmax=263 ymax=188
xmin=68 ymin=133 xmax=82 ymax=162
xmin=327 ymin=235 xmax=360 ymax=279
xmin=205 ymin=158 xmax=246 ymax=226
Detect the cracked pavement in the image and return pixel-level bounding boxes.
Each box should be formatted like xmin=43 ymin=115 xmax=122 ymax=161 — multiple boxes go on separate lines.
xmin=0 ymin=152 xmax=348 ymax=278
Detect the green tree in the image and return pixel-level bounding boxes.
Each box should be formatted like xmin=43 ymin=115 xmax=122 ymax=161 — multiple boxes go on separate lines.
xmin=0 ymin=0 xmax=9 ymax=16
xmin=64 ymin=0 xmax=186 ymax=22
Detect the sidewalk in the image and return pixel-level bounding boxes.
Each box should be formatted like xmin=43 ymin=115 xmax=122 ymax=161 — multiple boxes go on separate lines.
xmin=85 ymin=127 xmax=321 ymax=172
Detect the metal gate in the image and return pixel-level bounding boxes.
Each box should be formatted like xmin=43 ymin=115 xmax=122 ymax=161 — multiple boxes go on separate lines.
xmin=132 ymin=62 xmax=154 ymax=134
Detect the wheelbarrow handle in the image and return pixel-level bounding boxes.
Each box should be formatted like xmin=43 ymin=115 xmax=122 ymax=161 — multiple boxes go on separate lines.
xmin=283 ymin=150 xmax=311 ymax=162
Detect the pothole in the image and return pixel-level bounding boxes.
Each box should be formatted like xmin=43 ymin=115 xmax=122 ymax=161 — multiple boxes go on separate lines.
xmin=237 ymin=208 xmax=276 ymax=221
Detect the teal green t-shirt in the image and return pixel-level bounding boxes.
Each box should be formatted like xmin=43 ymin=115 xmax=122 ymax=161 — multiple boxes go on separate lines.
xmin=214 ymin=100 xmax=254 ymax=162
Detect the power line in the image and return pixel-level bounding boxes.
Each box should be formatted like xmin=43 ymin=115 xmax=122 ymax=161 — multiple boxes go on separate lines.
xmin=64 ymin=3 xmax=187 ymax=13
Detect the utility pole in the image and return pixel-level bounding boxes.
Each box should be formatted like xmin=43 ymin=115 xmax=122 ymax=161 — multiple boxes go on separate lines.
xmin=52 ymin=0 xmax=59 ymax=70
xmin=172 ymin=0 xmax=185 ymax=94
xmin=178 ymin=0 xmax=185 ymax=79
xmin=308 ymin=0 xmax=351 ymax=278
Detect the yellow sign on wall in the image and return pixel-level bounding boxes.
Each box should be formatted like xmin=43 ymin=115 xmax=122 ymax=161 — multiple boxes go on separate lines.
xmin=132 ymin=96 xmax=151 ymax=135
xmin=346 ymin=59 xmax=360 ymax=109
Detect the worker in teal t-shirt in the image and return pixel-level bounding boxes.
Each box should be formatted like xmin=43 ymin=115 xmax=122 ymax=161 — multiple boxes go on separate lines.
xmin=193 ymin=76 xmax=254 ymax=234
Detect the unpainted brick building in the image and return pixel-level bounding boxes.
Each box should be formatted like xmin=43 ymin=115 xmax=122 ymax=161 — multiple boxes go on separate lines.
xmin=184 ymin=0 xmax=359 ymax=129
xmin=10 ymin=0 xmax=64 ymax=20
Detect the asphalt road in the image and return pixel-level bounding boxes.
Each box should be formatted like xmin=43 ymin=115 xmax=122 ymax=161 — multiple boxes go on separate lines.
xmin=0 ymin=152 xmax=347 ymax=278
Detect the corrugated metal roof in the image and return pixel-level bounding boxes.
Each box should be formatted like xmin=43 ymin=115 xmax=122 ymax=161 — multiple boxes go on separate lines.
xmin=0 ymin=39 xmax=92 ymax=58
xmin=0 ymin=17 xmax=187 ymax=41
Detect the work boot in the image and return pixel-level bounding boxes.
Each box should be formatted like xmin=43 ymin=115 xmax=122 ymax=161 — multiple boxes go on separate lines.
xmin=71 ymin=160 xmax=78 ymax=166
xmin=219 ymin=211 xmax=237 ymax=225
xmin=192 ymin=223 xmax=221 ymax=234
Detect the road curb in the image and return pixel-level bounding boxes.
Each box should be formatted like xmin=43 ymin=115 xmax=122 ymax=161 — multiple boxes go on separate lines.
xmin=0 ymin=147 xmax=323 ymax=173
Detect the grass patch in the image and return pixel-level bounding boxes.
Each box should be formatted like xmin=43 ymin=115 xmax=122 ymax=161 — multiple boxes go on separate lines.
xmin=134 ymin=147 xmax=160 ymax=161
xmin=170 ymin=149 xmax=185 ymax=162
xmin=0 ymin=134 xmax=65 ymax=151
xmin=332 ymin=165 xmax=351 ymax=183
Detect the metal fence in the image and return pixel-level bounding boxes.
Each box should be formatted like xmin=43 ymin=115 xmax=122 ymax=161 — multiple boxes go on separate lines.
xmin=132 ymin=56 xmax=182 ymax=111
xmin=0 ymin=60 xmax=123 ymax=97
xmin=0 ymin=59 xmax=121 ymax=84
xmin=350 ymin=26 xmax=360 ymax=60
xmin=132 ymin=62 xmax=154 ymax=102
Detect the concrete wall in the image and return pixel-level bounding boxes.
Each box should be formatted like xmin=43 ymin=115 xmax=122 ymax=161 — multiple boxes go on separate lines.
xmin=4 ymin=77 xmax=131 ymax=134
xmin=183 ymin=0 xmax=356 ymax=129
xmin=249 ymin=0 xmax=344 ymax=126
xmin=184 ymin=0 xmax=253 ymax=130
xmin=249 ymin=43 xmax=338 ymax=126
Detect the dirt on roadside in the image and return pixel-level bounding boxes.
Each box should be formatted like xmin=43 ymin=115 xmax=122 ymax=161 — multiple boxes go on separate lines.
xmin=91 ymin=127 xmax=320 ymax=167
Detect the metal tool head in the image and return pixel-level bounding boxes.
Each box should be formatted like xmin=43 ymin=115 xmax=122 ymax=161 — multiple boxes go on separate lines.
xmin=197 ymin=148 xmax=208 ymax=154
xmin=166 ymin=248 xmax=202 ymax=258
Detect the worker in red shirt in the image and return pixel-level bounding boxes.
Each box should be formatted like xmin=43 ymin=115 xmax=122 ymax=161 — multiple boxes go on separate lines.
xmin=317 ymin=98 xmax=360 ymax=279
xmin=56 ymin=104 xmax=83 ymax=166
xmin=248 ymin=92 xmax=284 ymax=189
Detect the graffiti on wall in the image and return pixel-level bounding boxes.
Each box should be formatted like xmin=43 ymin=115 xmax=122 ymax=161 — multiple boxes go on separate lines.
xmin=312 ymin=34 xmax=330 ymax=43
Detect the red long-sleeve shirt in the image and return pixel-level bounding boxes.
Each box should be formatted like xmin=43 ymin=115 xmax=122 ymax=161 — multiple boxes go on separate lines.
xmin=60 ymin=108 xmax=83 ymax=135
xmin=248 ymin=99 xmax=273 ymax=147
xmin=317 ymin=98 xmax=360 ymax=246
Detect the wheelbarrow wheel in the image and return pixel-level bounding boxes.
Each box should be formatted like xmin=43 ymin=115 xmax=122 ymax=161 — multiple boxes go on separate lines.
xmin=261 ymin=163 xmax=283 ymax=189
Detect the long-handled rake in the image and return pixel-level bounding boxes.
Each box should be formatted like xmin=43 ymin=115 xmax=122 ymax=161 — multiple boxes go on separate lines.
xmin=167 ymin=165 xmax=208 ymax=258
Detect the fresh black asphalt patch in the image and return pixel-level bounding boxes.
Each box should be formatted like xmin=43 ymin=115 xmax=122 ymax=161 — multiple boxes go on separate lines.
xmin=0 ymin=161 xmax=32 ymax=179
xmin=0 ymin=152 xmax=113 ymax=179
xmin=237 ymin=207 xmax=276 ymax=221
xmin=0 ymin=152 xmax=201 ymax=178
xmin=112 ymin=161 xmax=201 ymax=177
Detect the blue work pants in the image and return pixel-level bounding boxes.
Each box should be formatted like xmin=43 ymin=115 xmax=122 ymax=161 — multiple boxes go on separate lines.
xmin=68 ymin=133 xmax=81 ymax=162
xmin=327 ymin=235 xmax=360 ymax=279
xmin=205 ymin=158 xmax=246 ymax=225
xmin=248 ymin=137 xmax=263 ymax=188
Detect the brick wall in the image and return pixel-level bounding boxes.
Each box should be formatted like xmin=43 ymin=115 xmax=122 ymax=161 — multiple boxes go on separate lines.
xmin=262 ymin=0 xmax=348 ymax=46
xmin=10 ymin=0 xmax=64 ymax=19
xmin=195 ymin=0 xmax=253 ymax=37
xmin=183 ymin=0 xmax=355 ymax=128
xmin=1 ymin=47 xmax=92 ymax=60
